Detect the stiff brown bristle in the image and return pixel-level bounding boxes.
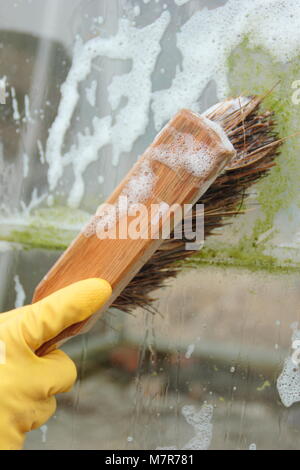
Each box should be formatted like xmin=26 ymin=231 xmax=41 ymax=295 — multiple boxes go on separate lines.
xmin=112 ymin=95 xmax=282 ymax=313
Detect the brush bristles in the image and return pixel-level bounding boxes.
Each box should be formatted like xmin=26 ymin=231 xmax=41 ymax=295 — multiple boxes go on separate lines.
xmin=112 ymin=96 xmax=282 ymax=313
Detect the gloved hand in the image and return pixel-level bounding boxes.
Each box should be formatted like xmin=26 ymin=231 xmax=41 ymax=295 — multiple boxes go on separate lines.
xmin=0 ymin=278 xmax=112 ymax=450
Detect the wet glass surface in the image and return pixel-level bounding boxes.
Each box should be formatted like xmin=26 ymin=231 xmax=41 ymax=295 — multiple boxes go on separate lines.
xmin=1 ymin=0 xmax=300 ymax=450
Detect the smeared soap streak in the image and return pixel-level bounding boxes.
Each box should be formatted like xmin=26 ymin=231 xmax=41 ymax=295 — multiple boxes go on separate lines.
xmin=0 ymin=144 xmax=15 ymax=212
xmin=10 ymin=87 xmax=20 ymax=121
xmin=24 ymin=94 xmax=32 ymax=123
xmin=14 ymin=275 xmax=26 ymax=308
xmin=277 ymin=324 xmax=300 ymax=407
xmin=152 ymin=0 xmax=300 ymax=129
xmin=20 ymin=188 xmax=47 ymax=216
xmin=157 ymin=404 xmax=213 ymax=450
xmin=37 ymin=140 xmax=45 ymax=164
xmin=45 ymin=12 xmax=170 ymax=208
xmin=23 ymin=153 xmax=29 ymax=178
xmin=0 ymin=76 xmax=6 ymax=102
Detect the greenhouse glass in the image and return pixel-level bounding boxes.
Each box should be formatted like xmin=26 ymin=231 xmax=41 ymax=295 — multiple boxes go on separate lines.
xmin=1 ymin=0 xmax=300 ymax=451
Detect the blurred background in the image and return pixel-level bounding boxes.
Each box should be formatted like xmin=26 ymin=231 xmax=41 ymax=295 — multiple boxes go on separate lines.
xmin=1 ymin=0 xmax=300 ymax=450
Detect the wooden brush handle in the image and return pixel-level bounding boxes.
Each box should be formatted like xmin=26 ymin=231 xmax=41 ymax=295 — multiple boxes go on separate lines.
xmin=33 ymin=109 xmax=235 ymax=356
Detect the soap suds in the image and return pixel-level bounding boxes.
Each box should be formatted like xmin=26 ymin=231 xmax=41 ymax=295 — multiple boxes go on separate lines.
xmin=182 ymin=404 xmax=213 ymax=450
xmin=37 ymin=140 xmax=45 ymax=164
xmin=133 ymin=5 xmax=141 ymax=17
xmin=174 ymin=0 xmax=191 ymax=5
xmin=10 ymin=87 xmax=20 ymax=121
xmin=0 ymin=144 xmax=15 ymax=212
xmin=277 ymin=325 xmax=300 ymax=407
xmin=45 ymin=12 xmax=170 ymax=207
xmin=23 ymin=153 xmax=29 ymax=178
xmin=14 ymin=275 xmax=26 ymax=308
xmin=43 ymin=0 xmax=300 ymax=209
xmin=85 ymin=80 xmax=98 ymax=107
xmin=83 ymin=202 xmax=117 ymax=238
xmin=83 ymin=159 xmax=155 ymax=236
xmin=20 ymin=188 xmax=47 ymax=216
xmin=150 ymin=125 xmax=231 ymax=177
xmin=122 ymin=160 xmax=155 ymax=206
xmin=157 ymin=403 xmax=213 ymax=450
xmin=24 ymin=94 xmax=32 ymax=122
xmin=66 ymin=115 xmax=112 ymax=208
xmin=0 ymin=76 xmax=6 ymax=104
xmin=152 ymin=0 xmax=300 ymax=129
xmin=82 ymin=114 xmax=233 ymax=237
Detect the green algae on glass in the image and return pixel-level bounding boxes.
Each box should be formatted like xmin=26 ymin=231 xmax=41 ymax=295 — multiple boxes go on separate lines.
xmin=185 ymin=40 xmax=300 ymax=272
xmin=0 ymin=207 xmax=89 ymax=250
xmin=182 ymin=245 xmax=298 ymax=275
xmin=228 ymin=40 xmax=300 ymax=230
xmin=7 ymin=225 xmax=71 ymax=250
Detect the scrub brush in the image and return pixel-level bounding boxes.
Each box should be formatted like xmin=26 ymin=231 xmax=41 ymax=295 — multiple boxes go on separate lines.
xmin=34 ymin=108 xmax=235 ymax=355
xmin=34 ymin=93 xmax=282 ymax=355
xmin=112 ymin=94 xmax=282 ymax=313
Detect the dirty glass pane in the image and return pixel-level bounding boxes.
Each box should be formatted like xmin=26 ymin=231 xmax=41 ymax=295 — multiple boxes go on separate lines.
xmin=1 ymin=0 xmax=300 ymax=451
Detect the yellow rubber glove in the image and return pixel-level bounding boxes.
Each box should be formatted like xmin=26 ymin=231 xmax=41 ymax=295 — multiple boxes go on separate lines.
xmin=0 ymin=278 xmax=112 ymax=450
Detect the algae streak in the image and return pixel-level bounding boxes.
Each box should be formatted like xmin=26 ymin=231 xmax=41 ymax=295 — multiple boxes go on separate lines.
xmin=0 ymin=207 xmax=89 ymax=250
xmin=190 ymin=40 xmax=300 ymax=272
